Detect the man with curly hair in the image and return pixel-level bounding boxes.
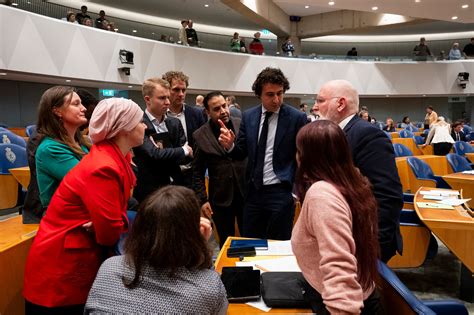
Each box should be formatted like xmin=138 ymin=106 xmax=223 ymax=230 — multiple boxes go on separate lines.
xmin=219 ymin=67 xmax=307 ymax=239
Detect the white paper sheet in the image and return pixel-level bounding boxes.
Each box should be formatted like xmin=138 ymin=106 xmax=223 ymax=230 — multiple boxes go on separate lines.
xmin=461 ymin=170 xmax=474 ymax=175
xmin=246 ymin=297 xmax=271 ymax=312
xmin=255 ymin=240 xmax=294 ymax=256
xmin=419 ymin=190 xmax=460 ymax=196
xmin=437 ymin=198 xmax=471 ymax=206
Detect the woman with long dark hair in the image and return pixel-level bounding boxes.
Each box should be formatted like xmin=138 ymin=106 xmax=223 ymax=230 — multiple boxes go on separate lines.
xmin=292 ymin=120 xmax=382 ymax=314
xmin=84 ymin=186 xmax=227 ymax=314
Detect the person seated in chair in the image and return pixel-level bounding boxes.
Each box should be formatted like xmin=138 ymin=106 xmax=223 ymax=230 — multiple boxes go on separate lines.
xmin=451 ymin=121 xmax=466 ymax=142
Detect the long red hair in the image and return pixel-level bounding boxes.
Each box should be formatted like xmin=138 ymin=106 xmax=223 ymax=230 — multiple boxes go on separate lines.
xmin=295 ymin=120 xmax=379 ymax=290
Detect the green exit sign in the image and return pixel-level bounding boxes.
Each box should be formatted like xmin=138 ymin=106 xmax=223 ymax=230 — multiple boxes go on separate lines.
xmin=102 ymin=89 xmax=115 ymax=97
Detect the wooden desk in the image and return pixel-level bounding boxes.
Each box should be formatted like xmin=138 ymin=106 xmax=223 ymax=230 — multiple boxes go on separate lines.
xmin=466 ymin=152 xmax=474 ymax=163
xmin=442 ymin=172 xmax=474 ymax=208
xmin=214 ymin=237 xmax=311 ymax=314
xmin=396 ymin=155 xmax=449 ymax=193
xmin=9 ymin=166 xmax=30 ymax=190
xmin=414 ymin=187 xmax=473 ymax=301
xmin=0 ymin=215 xmax=39 ymax=315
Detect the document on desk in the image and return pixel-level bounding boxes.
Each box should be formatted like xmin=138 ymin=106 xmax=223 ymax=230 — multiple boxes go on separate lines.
xmin=236 ymin=256 xmax=301 ymax=272
xmin=416 ymin=202 xmax=454 ymax=210
xmin=420 ymin=190 xmax=460 ymax=196
xmin=255 ymin=240 xmax=294 ymax=256
xmin=461 ymin=170 xmax=474 ymax=175
xmin=437 ymin=198 xmax=471 ymax=206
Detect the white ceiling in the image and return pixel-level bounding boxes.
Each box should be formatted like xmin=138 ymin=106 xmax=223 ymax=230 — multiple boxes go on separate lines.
xmin=274 ymin=0 xmax=474 ymax=23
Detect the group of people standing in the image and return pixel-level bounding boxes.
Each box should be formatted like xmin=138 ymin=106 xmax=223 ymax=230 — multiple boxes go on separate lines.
xmin=63 ymin=6 xmax=115 ymax=31
xmin=178 ymin=19 xmax=199 ymax=46
xmin=21 ymin=67 xmax=403 ymax=314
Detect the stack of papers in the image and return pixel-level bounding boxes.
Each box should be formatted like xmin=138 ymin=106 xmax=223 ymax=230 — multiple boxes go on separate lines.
xmin=461 ymin=170 xmax=474 ymax=175
xmin=255 ymin=240 xmax=294 ymax=256
xmin=416 ymin=202 xmax=454 ymax=210
xmin=418 ymin=189 xmax=470 ymax=209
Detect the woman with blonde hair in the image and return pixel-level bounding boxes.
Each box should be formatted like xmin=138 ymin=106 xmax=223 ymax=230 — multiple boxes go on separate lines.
xmin=24 ymin=98 xmax=146 ymax=314
xmin=422 ymin=116 xmax=454 ymax=155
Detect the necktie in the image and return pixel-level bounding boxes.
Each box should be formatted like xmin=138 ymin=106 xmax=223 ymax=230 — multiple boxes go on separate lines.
xmin=254 ymin=111 xmax=273 ymax=189
xmin=457 ymin=133 xmax=460 ymax=141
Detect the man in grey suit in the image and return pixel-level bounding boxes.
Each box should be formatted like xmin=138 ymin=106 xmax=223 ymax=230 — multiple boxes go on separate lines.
xmin=133 ymin=78 xmax=193 ymax=202
xmin=192 ymin=91 xmax=246 ymax=246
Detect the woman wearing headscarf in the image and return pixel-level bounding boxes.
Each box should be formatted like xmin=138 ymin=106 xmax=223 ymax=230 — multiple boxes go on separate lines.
xmin=23 ymin=98 xmax=146 ymax=315
xmin=422 ymin=116 xmax=454 ymax=155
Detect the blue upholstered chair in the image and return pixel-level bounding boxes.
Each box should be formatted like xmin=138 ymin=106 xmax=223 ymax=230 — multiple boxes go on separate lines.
xmin=0 ymin=143 xmax=27 ymax=209
xmin=114 ymin=211 xmax=137 ymax=255
xmin=423 ymin=129 xmax=430 ymax=136
xmin=393 ymin=143 xmax=413 ymax=157
xmin=416 ymin=122 xmax=424 ymax=128
xmin=25 ymin=124 xmax=37 ymax=137
xmin=0 ymin=131 xmax=27 ymax=148
xmin=378 ymin=261 xmax=468 ymax=315
xmin=406 ymin=157 xmax=450 ymax=189
xmin=463 ymin=124 xmax=472 ymax=135
xmin=405 ymin=125 xmax=419 ymax=132
xmin=413 ymin=135 xmax=424 ymax=145
xmin=446 ymin=153 xmax=472 ymax=172
xmin=399 ymin=129 xmax=415 ymax=138
xmin=453 ymin=141 xmax=474 ymax=156
xmin=384 ymin=131 xmax=393 ymax=139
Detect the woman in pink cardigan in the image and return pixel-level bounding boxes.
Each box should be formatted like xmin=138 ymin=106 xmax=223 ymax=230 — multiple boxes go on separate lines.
xmin=292 ymin=120 xmax=383 ymax=314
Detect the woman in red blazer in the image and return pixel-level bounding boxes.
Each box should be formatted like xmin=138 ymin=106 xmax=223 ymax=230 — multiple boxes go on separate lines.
xmin=23 ymin=98 xmax=146 ymax=315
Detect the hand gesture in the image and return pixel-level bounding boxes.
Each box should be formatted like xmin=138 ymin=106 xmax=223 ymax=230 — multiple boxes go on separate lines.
xmin=200 ymin=217 xmax=213 ymax=241
xmin=200 ymin=202 xmax=213 ymax=219
xmin=217 ymin=119 xmax=235 ymax=150
xmin=183 ymin=142 xmax=193 ymax=157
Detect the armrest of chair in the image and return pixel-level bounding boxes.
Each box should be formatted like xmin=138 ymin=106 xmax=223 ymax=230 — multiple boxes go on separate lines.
xmin=433 ymin=175 xmax=451 ymax=189
xmin=423 ymin=300 xmax=468 ymax=315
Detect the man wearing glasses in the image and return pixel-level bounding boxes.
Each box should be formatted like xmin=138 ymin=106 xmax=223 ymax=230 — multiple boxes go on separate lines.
xmin=316 ymin=80 xmax=403 ymax=263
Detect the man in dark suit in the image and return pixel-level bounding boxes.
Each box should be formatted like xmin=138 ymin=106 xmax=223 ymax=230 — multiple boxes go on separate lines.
xmin=132 ymin=78 xmax=193 ymax=202
xmin=316 ymin=79 xmax=403 ymax=262
xmin=192 ymin=91 xmax=247 ymax=247
xmin=219 ymin=68 xmax=307 ymax=240
xmin=451 ymin=121 xmax=466 ymax=142
xmin=162 ymin=71 xmax=206 ymax=187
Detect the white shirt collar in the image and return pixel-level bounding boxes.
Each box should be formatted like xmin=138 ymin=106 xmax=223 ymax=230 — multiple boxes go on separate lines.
xmin=145 ymin=108 xmax=165 ymax=124
xmin=261 ymin=105 xmax=281 ymax=115
xmin=338 ymin=114 xmax=356 ymax=130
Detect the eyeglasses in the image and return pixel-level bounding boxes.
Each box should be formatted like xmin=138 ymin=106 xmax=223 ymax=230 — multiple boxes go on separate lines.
xmin=315 ymin=96 xmax=340 ymax=104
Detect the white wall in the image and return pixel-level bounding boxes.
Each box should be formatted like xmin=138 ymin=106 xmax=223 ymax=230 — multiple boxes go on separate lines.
xmin=1 ymin=6 xmax=474 ymax=98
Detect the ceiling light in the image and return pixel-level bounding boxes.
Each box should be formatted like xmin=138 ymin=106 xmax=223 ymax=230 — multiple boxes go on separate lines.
xmin=132 ymin=30 xmax=137 ymax=33
xmin=65 ymin=79 xmax=71 ymax=82
xmin=372 ymin=6 xmax=378 ymax=10
xmin=451 ymin=16 xmax=458 ymax=20
xmin=415 ymin=0 xmax=421 ymax=2
xmin=0 ymin=73 xmax=7 ymax=76
xmin=128 ymin=85 xmax=133 ymax=88
xmin=305 ymin=5 xmax=310 ymax=9
xmin=462 ymin=4 xmax=469 ymax=8
xmin=204 ymin=4 xmax=209 ymax=7
xmin=328 ymin=1 xmax=335 ymax=5
xmin=11 ymin=2 xmax=18 ymax=6
xmin=114 ymin=28 xmax=119 ymax=31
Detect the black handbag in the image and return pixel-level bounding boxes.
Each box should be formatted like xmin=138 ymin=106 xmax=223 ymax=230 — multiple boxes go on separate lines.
xmin=260 ymin=272 xmax=311 ymax=308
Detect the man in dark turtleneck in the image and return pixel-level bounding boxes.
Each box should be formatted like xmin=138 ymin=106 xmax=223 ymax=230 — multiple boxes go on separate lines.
xmin=192 ymin=91 xmax=246 ymax=247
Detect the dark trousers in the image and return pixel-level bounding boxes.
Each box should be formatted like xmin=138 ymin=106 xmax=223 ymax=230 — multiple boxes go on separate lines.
xmin=212 ymin=193 xmax=244 ymax=247
xmin=302 ymin=282 xmax=385 ymax=315
xmin=433 ymin=142 xmax=452 ymax=156
xmin=25 ymin=300 xmax=84 ymax=315
xmin=242 ymin=183 xmax=294 ymax=240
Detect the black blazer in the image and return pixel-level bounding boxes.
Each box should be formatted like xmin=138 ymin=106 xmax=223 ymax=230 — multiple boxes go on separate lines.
xmin=132 ymin=113 xmax=187 ymax=202
xmin=344 ymin=115 xmax=403 ymax=262
xmin=230 ymin=104 xmax=307 ymax=187
xmin=192 ymin=118 xmax=247 ymax=207
xmin=183 ymin=105 xmax=207 ymax=148
xmin=451 ymin=130 xmax=466 ymax=142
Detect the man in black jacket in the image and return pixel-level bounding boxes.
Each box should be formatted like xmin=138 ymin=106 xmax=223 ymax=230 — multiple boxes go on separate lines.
xmin=316 ymin=79 xmax=403 ymax=262
xmin=132 ymin=78 xmax=192 ymax=202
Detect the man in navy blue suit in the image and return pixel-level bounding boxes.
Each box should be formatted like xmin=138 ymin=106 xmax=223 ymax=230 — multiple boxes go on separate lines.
xmin=162 ymin=71 xmax=207 ymax=187
xmin=219 ymin=68 xmax=307 ymax=240
xmin=316 ymin=79 xmax=403 ymax=262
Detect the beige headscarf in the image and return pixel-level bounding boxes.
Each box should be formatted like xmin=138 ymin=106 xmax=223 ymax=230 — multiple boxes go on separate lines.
xmin=89 ymin=97 xmax=143 ymax=143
